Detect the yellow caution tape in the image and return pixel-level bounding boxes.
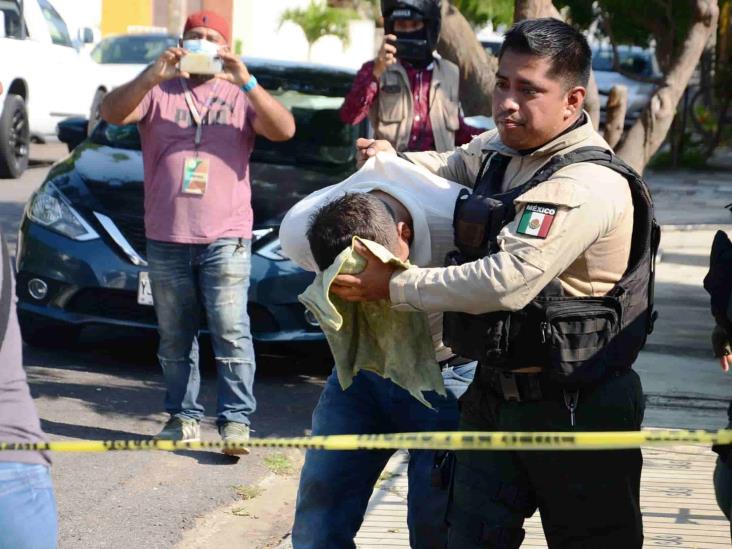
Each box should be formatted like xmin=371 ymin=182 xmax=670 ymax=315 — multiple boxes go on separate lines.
xmin=0 ymin=429 xmax=730 ymax=453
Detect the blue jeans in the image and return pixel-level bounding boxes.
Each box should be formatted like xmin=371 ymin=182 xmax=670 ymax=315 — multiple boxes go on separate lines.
xmin=147 ymin=238 xmax=256 ymax=426
xmin=292 ymin=361 xmax=476 ymax=549
xmin=0 ymin=463 xmax=57 ymax=549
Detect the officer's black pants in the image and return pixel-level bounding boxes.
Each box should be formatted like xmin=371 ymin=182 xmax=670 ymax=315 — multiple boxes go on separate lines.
xmin=447 ymin=369 xmax=645 ymax=549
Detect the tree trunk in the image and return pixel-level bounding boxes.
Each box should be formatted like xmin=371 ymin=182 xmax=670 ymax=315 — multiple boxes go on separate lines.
xmin=615 ymin=0 xmax=720 ymax=173
xmin=603 ymin=85 xmax=628 ymax=148
xmin=514 ymin=0 xmax=561 ymax=20
xmin=436 ymin=2 xmax=496 ymax=116
xmin=585 ymin=70 xmax=601 ymax=130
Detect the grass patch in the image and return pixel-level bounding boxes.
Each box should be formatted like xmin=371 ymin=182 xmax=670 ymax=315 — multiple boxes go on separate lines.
xmin=234 ymin=484 xmax=263 ymax=501
xmin=263 ymin=453 xmax=294 ymax=476
xmin=649 ymin=146 xmax=710 ymax=170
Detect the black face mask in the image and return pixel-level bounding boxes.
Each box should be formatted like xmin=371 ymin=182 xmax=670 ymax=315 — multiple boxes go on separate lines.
xmin=393 ymin=26 xmax=432 ymax=68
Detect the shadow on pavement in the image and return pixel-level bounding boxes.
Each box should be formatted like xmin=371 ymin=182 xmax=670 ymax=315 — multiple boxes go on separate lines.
xmin=172 ymin=450 xmax=241 ymax=466
xmin=40 ymin=418 xmax=149 ymax=441
xmin=25 ymin=326 xmax=330 ymax=442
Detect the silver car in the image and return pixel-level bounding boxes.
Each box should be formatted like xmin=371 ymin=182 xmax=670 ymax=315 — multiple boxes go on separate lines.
xmin=592 ymin=45 xmax=661 ymax=127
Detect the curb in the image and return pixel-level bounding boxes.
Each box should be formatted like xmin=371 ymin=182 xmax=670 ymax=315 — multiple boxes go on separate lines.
xmin=660 ymin=223 xmax=732 ymax=232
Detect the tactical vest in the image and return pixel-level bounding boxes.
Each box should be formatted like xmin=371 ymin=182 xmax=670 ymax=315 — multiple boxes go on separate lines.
xmin=443 ymin=147 xmax=661 ymax=387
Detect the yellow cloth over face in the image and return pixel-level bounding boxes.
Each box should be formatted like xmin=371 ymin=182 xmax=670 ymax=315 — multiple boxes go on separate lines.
xmin=298 ymin=237 xmax=446 ymax=408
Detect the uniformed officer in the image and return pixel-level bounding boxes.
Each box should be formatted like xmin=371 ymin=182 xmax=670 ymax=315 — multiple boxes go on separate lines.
xmin=331 ymin=18 xmax=656 ymax=548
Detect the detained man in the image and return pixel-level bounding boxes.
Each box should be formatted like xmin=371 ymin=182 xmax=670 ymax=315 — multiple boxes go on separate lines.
xmin=280 ymin=155 xmax=477 ymax=548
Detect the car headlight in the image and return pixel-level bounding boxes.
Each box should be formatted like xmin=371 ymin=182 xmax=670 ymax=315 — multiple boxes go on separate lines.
xmin=252 ymin=228 xmax=287 ymax=261
xmin=27 ymin=183 xmax=99 ymax=241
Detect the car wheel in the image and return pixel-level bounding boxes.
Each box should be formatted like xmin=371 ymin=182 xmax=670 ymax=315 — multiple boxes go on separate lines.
xmin=18 ymin=311 xmax=81 ymax=349
xmin=0 ymin=95 xmax=30 ymax=178
xmin=88 ymin=89 xmax=106 ymax=136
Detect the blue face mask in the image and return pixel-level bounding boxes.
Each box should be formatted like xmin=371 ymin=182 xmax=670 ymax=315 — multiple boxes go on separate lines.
xmin=182 ymin=39 xmax=220 ymax=56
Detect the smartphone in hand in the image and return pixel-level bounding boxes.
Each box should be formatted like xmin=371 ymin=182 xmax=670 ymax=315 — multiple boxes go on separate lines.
xmin=179 ymin=52 xmax=223 ymax=75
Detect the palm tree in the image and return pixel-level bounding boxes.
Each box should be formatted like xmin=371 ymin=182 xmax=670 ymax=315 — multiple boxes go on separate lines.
xmin=280 ymin=1 xmax=357 ymax=60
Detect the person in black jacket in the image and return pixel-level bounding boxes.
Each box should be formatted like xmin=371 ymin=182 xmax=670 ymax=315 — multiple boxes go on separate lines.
xmin=703 ymin=229 xmax=732 ymax=532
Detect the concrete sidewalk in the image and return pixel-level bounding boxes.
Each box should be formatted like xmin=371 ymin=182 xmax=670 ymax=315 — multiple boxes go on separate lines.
xmin=356 ymin=443 xmax=730 ymax=548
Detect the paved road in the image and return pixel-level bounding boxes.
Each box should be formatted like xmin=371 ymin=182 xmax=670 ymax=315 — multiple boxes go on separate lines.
xmin=1 ymin=144 xmax=329 ymax=548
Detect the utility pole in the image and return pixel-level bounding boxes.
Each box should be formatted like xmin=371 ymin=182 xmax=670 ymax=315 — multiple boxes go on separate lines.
xmin=167 ymin=0 xmax=185 ymax=36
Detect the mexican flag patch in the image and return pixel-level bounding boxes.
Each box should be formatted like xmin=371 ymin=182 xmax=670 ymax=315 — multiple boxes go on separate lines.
xmin=517 ymin=203 xmax=556 ymax=238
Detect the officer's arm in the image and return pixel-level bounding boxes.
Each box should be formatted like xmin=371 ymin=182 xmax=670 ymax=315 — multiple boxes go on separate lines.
xmin=389 ymin=172 xmax=630 ymax=314
xmin=402 ymin=134 xmax=486 ymax=187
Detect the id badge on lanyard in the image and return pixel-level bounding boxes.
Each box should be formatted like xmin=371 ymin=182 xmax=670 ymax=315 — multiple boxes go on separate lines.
xmin=180 ymin=78 xmax=220 ymax=195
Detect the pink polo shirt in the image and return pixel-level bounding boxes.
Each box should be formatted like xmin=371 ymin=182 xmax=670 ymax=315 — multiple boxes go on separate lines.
xmin=137 ymin=77 xmax=257 ymax=243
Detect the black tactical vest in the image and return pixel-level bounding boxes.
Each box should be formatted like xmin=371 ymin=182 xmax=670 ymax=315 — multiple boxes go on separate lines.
xmin=443 ymin=146 xmax=661 ymax=387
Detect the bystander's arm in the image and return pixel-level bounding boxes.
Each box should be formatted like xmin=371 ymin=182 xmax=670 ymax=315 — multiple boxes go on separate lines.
xmin=217 ymin=51 xmax=294 ymax=142
xmin=101 ymin=47 xmax=187 ymax=125
xmin=340 ymin=36 xmax=397 ymax=125
xmin=339 ymin=62 xmax=380 ymax=125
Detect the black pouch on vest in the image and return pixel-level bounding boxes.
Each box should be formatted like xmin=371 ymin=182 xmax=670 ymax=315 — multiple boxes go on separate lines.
xmin=452 ymin=190 xmax=506 ymax=259
xmin=442 ymin=250 xmax=529 ymax=368
xmin=539 ymin=296 xmax=622 ymax=386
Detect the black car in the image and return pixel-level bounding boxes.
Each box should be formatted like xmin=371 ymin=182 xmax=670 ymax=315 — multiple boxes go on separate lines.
xmin=17 ymin=58 xmax=366 ymax=354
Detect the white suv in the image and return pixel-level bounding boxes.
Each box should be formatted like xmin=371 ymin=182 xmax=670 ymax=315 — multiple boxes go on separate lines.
xmin=0 ymin=0 xmax=102 ymax=177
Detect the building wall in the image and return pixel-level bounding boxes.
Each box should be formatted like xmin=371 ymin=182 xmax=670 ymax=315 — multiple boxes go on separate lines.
xmin=234 ymin=0 xmax=374 ymax=69
xmin=89 ymin=0 xmax=373 ymax=67
xmin=100 ymin=0 xmax=153 ymax=36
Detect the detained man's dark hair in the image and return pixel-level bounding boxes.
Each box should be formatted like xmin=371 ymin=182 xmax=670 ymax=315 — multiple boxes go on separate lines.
xmin=307 ymin=193 xmax=399 ymax=271
xmin=499 ymin=18 xmax=591 ymax=89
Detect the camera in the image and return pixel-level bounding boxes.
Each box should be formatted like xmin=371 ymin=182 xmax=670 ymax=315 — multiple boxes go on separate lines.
xmin=388 ymin=37 xmax=429 ymax=62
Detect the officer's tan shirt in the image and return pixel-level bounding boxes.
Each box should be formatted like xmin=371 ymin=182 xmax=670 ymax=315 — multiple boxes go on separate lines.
xmin=391 ymin=113 xmax=633 ymax=314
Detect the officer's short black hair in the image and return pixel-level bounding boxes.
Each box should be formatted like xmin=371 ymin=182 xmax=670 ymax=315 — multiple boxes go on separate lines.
xmin=499 ymin=18 xmax=592 ymax=89
xmin=307 ymin=193 xmax=399 ymax=272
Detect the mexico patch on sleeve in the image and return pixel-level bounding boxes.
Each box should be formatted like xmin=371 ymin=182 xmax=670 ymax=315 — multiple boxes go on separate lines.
xmin=516 ymin=203 xmax=556 ymax=238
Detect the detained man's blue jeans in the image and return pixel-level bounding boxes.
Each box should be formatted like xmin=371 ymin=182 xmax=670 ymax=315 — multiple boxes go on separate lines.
xmin=147 ymin=238 xmax=256 ymax=426
xmin=292 ymin=362 xmax=476 ymax=549
xmin=0 ymin=463 xmax=57 ymax=549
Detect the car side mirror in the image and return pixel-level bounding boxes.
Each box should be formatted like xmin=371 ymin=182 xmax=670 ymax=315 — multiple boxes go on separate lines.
xmin=79 ymin=27 xmax=94 ymax=44
xmin=0 ymin=12 xmax=6 ymax=39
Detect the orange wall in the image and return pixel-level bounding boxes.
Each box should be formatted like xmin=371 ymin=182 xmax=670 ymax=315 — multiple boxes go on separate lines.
xmin=101 ymin=0 xmax=154 ymax=36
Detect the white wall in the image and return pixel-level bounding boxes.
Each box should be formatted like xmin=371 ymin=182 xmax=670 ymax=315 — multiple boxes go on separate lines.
xmin=234 ymin=0 xmax=374 ymax=69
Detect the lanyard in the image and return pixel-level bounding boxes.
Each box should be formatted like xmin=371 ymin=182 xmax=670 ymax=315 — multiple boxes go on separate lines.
xmin=180 ymin=78 xmax=221 ymax=150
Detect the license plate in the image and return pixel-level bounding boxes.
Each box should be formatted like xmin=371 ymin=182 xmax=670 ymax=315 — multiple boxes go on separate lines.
xmin=137 ymin=272 xmax=154 ymax=306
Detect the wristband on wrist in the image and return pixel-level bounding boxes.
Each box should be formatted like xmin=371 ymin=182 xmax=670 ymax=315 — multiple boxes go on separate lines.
xmin=242 ymin=75 xmax=258 ymax=93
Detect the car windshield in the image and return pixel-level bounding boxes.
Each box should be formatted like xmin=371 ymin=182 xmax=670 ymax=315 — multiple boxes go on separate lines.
xmin=248 ymin=59 xmax=361 ymax=168
xmin=89 ymin=60 xmax=361 ymax=168
xmin=91 ymin=35 xmax=178 ymax=64
xmin=592 ymin=47 xmax=659 ymax=78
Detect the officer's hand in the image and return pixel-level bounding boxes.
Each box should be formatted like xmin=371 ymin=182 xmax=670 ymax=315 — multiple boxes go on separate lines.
xmin=330 ymin=241 xmax=396 ymax=302
xmin=216 ymin=49 xmax=251 ymax=88
xmin=147 ymin=47 xmax=188 ymax=84
xmin=711 ymin=323 xmax=731 ymax=373
xmin=356 ymin=138 xmax=396 ymax=167
xmin=373 ymin=34 xmax=397 ymax=79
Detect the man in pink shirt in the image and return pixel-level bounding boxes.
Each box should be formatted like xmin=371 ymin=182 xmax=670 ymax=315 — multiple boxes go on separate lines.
xmin=101 ymin=11 xmax=294 ymax=452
